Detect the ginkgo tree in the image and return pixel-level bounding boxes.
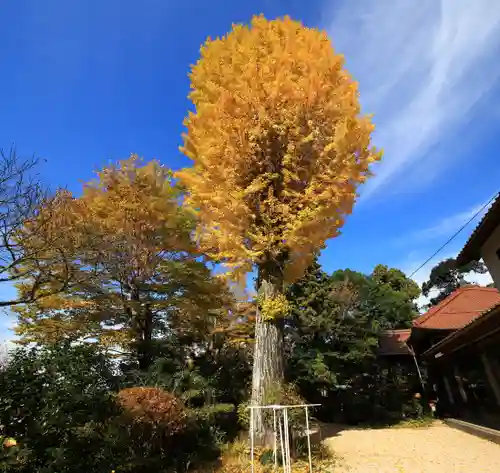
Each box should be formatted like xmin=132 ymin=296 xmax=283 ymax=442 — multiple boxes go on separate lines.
xmin=177 ymin=15 xmax=381 ymax=439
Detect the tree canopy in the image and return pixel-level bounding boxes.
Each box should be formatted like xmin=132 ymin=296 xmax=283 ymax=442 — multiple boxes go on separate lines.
xmin=13 ymin=157 xmax=231 ymax=369
xmin=177 ymin=15 xmax=381 ymax=283
xmin=286 ymin=259 xmax=421 ymax=422
xmin=369 ymin=264 xmax=420 ymax=329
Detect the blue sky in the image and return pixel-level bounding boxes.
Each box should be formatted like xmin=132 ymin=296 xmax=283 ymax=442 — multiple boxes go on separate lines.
xmin=2 ymin=0 xmax=500 ymax=343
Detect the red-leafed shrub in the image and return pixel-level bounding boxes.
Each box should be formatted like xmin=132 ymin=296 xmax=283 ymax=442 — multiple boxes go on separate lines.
xmin=117 ymin=387 xmax=186 ymax=434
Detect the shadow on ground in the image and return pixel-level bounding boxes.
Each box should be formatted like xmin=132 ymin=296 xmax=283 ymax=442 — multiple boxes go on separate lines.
xmin=315 ymin=422 xmax=351 ymax=441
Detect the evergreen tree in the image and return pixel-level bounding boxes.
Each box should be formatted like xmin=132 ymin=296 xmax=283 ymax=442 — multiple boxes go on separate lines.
xmin=286 ymin=259 xmax=420 ymax=422
xmin=422 ymin=257 xmax=487 ymax=307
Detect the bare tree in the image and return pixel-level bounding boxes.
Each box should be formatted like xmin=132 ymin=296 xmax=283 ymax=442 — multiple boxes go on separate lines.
xmin=0 ymin=147 xmax=70 ymax=307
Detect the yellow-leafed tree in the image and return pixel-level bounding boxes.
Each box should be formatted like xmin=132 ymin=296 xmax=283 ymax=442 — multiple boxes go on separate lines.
xmin=14 ymin=157 xmax=232 ymax=370
xmin=177 ymin=15 xmax=381 ymax=439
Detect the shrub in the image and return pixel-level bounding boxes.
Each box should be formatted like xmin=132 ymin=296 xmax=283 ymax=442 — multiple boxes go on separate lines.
xmin=108 ymin=387 xmax=199 ymax=472
xmin=0 ymin=344 xmax=227 ymax=473
xmin=193 ymin=403 xmax=237 ymax=439
xmin=0 ymin=343 xmax=120 ymax=473
xmin=104 ymin=388 xmax=227 ymax=473
xmin=0 ymin=435 xmax=31 ymax=473
xmin=117 ymin=386 xmax=187 ymax=433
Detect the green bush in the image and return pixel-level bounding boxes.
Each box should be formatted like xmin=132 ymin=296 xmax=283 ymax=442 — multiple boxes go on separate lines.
xmin=193 ymin=402 xmax=238 ymax=442
xmin=0 ymin=343 xmax=120 ymax=472
xmin=0 ymin=343 xmax=224 ymax=473
xmin=0 ymin=437 xmax=31 ymax=473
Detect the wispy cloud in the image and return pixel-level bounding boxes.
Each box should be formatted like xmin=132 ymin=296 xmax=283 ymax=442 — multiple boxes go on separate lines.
xmin=398 ymin=202 xmax=488 ymax=244
xmin=396 ymin=199 xmax=492 ymax=308
xmin=323 ymin=0 xmax=500 ymax=197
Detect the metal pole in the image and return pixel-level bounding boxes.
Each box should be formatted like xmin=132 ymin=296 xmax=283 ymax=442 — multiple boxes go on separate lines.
xmin=250 ymin=407 xmax=254 ymax=473
xmin=409 ymin=343 xmax=425 ymax=391
xmin=245 ymin=404 xmax=321 ymax=473
xmin=273 ymin=407 xmax=278 ymax=469
xmin=284 ymin=408 xmax=291 ymax=473
xmin=279 ymin=409 xmax=286 ymax=473
xmin=305 ymin=406 xmax=312 ymax=473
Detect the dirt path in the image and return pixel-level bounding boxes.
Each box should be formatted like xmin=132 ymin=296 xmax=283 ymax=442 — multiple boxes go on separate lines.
xmin=323 ymin=421 xmax=500 ymax=473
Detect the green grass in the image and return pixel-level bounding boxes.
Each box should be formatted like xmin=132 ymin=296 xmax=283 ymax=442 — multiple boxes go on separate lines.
xmin=390 ymin=416 xmax=435 ymax=429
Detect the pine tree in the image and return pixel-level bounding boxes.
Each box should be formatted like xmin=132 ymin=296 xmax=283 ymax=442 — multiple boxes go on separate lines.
xmin=422 ymin=257 xmax=488 ymax=307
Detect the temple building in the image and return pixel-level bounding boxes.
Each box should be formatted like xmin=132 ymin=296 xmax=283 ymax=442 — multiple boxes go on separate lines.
xmin=380 ymin=192 xmax=500 ymax=429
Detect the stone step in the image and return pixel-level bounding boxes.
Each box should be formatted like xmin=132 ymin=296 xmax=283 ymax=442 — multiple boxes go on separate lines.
xmin=444 ymin=418 xmax=500 ymax=445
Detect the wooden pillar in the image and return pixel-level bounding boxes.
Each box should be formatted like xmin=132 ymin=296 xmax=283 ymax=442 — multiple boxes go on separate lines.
xmin=480 ymin=352 xmax=500 ymax=406
xmin=443 ymin=376 xmax=455 ymax=405
xmin=453 ymin=365 xmax=468 ymax=403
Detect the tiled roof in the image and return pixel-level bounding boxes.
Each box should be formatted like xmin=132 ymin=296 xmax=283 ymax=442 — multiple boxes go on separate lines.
xmin=413 ymin=286 xmax=500 ymax=330
xmin=378 ymin=329 xmax=412 ymax=356
xmin=457 ymin=192 xmax=500 ymax=265
xmin=422 ymin=300 xmax=500 ymax=358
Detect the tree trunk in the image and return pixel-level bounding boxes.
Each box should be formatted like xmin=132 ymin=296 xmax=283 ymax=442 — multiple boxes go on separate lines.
xmin=251 ymin=260 xmax=285 ymax=445
xmin=128 ymin=285 xmax=154 ymax=371
xmin=137 ymin=304 xmax=154 ymax=371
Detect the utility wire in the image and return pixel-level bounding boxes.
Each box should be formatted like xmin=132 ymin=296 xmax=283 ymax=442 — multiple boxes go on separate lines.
xmin=409 ymin=190 xmax=499 ymax=279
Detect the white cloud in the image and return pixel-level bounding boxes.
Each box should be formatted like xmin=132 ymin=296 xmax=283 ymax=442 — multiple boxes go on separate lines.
xmin=324 ymin=0 xmax=500 ymax=197
xmin=0 ymin=313 xmax=16 ymax=346
xmin=400 ymin=202 xmax=488 ymax=244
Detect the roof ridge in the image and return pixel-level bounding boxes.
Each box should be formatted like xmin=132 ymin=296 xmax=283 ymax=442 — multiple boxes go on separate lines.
xmin=384 ymin=328 xmax=411 ymax=334
xmin=457 ymin=191 xmax=500 ymax=264
xmin=459 ymin=284 xmax=498 ymax=290
xmin=466 ymin=286 xmax=499 ymax=292
xmin=413 ymin=285 xmax=500 ymax=328
xmin=414 ymin=288 xmax=464 ymax=326
xmin=422 ymin=300 xmax=500 ymax=358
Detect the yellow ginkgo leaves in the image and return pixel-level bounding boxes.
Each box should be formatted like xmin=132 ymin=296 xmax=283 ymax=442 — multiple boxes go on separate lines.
xmin=178 ymin=15 xmax=381 ymax=284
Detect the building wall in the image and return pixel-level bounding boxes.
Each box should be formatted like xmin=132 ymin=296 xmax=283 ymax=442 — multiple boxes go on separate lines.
xmin=481 ymin=224 xmax=500 ymax=290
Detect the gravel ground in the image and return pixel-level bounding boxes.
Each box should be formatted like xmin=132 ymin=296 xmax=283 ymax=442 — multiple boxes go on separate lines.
xmin=323 ymin=421 xmax=500 ymax=473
